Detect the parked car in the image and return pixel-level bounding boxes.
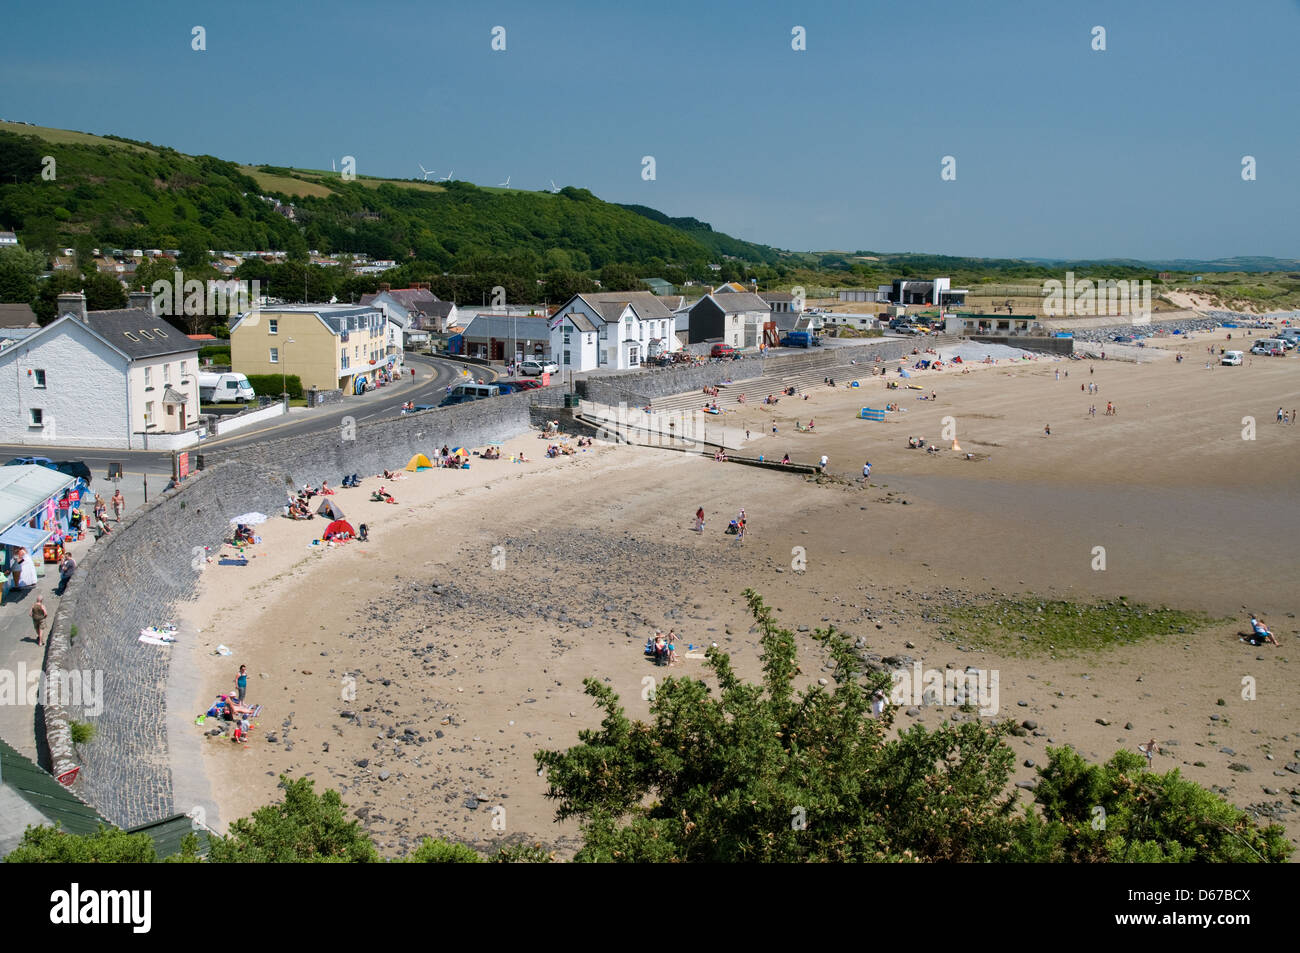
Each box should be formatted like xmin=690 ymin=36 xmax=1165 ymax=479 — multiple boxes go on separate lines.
xmin=710 ymin=344 xmax=738 ymax=359
xmin=511 ymin=379 xmax=543 ymax=390
xmin=1221 ymin=350 xmax=1244 ymax=366
xmin=519 ymin=359 xmax=559 ymax=376
xmin=3 ymin=457 xmax=92 ymax=485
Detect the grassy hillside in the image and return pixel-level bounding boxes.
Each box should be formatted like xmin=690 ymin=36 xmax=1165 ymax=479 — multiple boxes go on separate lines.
xmin=0 ymin=124 xmax=775 ymax=276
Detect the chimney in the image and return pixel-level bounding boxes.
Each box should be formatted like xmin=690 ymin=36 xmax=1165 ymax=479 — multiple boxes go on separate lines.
xmin=57 ymin=291 xmax=88 ymax=324
xmin=128 ymin=289 xmax=155 ymax=315
xmin=379 ymin=282 xmax=391 ymax=292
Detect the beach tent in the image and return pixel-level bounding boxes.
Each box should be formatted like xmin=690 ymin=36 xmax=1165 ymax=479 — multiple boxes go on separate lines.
xmin=406 ymin=453 xmax=433 ymax=471
xmin=322 ymin=519 xmax=355 ymax=539
xmin=316 ymin=497 xmax=346 ymax=520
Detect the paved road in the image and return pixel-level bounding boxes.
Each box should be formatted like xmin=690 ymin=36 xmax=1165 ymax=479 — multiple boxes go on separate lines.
xmin=0 ymin=354 xmax=479 ymax=481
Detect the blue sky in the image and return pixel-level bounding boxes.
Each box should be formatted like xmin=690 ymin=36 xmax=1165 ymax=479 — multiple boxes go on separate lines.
xmin=2 ymin=0 xmax=1297 ymax=260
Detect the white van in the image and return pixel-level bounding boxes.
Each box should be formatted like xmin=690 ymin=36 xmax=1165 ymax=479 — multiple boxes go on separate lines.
xmin=1220 ymin=350 xmax=1243 ymax=366
xmin=199 ymin=372 xmax=256 ymax=403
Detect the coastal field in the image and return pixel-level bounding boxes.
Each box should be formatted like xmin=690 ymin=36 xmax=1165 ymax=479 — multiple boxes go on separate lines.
xmin=177 ymin=329 xmax=1300 ymax=857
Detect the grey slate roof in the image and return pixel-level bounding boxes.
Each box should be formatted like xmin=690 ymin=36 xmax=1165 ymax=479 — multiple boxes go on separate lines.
xmin=591 ymin=291 xmax=675 ymax=319
xmin=459 ymin=314 xmax=552 ymax=339
xmin=561 ymin=312 xmax=597 ymax=332
xmin=705 ymin=293 xmax=771 ymax=313
xmin=161 ymin=386 xmax=188 ymax=403
xmin=84 ymin=310 xmax=195 ymax=359
xmin=0 ymin=303 xmax=38 ymax=328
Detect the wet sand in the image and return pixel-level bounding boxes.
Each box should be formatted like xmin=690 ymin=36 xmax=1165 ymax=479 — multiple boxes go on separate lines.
xmin=178 ymin=329 xmax=1300 ymax=857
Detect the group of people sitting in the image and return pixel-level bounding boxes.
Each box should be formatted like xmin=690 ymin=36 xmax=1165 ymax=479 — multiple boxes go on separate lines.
xmin=795 ymin=419 xmax=815 ymax=431
xmin=480 ymin=446 xmax=502 ymax=460
xmin=232 ymin=523 xmax=257 ymax=545
xmin=704 ymin=401 xmax=720 ymax=413
xmin=906 ymin=436 xmax=933 ymax=450
xmin=823 ymin=377 xmax=836 ymax=387
xmin=712 ymin=449 xmax=729 ymax=462
xmin=545 ymin=443 xmax=576 ymax=458
xmin=702 ymin=385 xmax=720 ymax=398
xmin=370 ymin=487 xmax=398 ymax=504
xmin=763 ymin=393 xmax=781 ymax=405
xmin=1244 ymin=614 xmax=1279 ymax=646
xmin=285 ymin=495 xmax=315 ymax=520
xmin=645 ymin=631 xmax=680 ymax=666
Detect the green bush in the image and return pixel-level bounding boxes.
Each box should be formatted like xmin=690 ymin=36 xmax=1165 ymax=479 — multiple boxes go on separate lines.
xmin=70 ymin=721 xmax=95 ymax=745
xmin=5 ymin=823 xmax=155 ymax=863
xmin=243 ymin=374 xmax=303 ymax=400
xmin=198 ymin=345 xmax=232 ymax=364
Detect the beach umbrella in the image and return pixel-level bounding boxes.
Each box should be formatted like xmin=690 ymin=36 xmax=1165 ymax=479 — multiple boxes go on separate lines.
xmin=451 ymin=447 xmax=468 ymax=458
xmin=230 ymin=512 xmax=268 ymax=525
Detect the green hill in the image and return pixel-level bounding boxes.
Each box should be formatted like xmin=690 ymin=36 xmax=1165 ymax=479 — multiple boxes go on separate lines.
xmin=0 ymin=122 xmax=778 ymax=276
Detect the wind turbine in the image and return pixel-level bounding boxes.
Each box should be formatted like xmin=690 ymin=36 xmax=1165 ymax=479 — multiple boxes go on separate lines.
xmin=498 ymin=175 xmax=511 ymax=188
xmin=332 ymin=158 xmax=336 ymax=173
xmin=440 ymin=170 xmax=453 ymax=181
xmin=418 ymin=163 xmax=436 ymax=180
xmin=549 ymin=180 xmax=560 ymax=193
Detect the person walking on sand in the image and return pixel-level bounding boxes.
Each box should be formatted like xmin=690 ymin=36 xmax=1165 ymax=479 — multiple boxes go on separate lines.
xmin=1139 ymin=738 xmax=1158 ymax=768
xmin=819 ymin=454 xmax=829 ymax=472
xmin=31 ymin=595 xmax=48 ymax=647
xmin=236 ymin=664 xmax=249 ymax=703
xmin=863 ymin=461 xmax=871 ymax=479
xmin=1044 ymin=424 xmax=1051 ymax=437
xmin=111 ymin=488 xmax=125 ymax=521
xmin=1278 ymin=407 xmax=1284 ymax=424
xmin=694 ymin=507 xmax=705 ymax=533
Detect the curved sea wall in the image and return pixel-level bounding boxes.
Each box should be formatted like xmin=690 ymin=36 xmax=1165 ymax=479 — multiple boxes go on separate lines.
xmin=42 ymin=392 xmax=533 ymax=829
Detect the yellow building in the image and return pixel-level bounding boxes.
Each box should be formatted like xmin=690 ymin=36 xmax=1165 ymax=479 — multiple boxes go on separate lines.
xmin=229 ymin=305 xmax=396 ymax=395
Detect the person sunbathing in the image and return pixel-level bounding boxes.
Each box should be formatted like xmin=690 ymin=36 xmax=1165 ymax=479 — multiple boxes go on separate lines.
xmin=319 ymin=481 xmax=335 ymax=495
xmin=222 ymin=695 xmax=255 ymax=720
xmin=371 ymin=487 xmax=395 ymax=502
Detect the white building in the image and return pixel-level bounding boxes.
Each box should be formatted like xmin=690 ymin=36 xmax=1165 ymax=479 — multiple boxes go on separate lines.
xmin=0 ymin=292 xmax=200 ymax=449
xmin=548 ymin=292 xmax=679 ymax=372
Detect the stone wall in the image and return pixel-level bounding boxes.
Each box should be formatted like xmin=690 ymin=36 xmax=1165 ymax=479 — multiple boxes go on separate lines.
xmin=42 ymin=393 xmax=534 ymax=829
xmin=577 ymin=339 xmax=916 ymax=407
xmin=969 ymin=335 xmax=1075 ymax=356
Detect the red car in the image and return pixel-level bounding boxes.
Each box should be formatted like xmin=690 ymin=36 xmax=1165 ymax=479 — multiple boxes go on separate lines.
xmin=512 ymin=379 xmax=543 ymax=390
xmin=711 ymin=344 xmax=738 ymax=359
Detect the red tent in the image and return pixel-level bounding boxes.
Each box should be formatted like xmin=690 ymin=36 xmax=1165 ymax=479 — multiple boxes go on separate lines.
xmin=323 ymin=519 xmax=355 ymax=539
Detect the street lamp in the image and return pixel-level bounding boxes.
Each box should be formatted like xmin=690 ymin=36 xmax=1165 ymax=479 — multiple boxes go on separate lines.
xmin=282 ymin=336 xmax=295 ymax=401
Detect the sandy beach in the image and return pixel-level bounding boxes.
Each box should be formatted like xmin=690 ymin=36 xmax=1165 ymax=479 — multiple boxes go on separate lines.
xmin=178 ymin=329 xmax=1300 ymax=857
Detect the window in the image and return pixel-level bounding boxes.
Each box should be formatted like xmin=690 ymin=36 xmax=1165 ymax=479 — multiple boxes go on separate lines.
xmin=29 ymin=408 xmax=43 ymax=427
xmin=167 ymin=404 xmax=175 ymax=416
xmin=144 ymin=402 xmax=155 ymax=427
xmin=269 ymin=347 xmax=279 ymax=364
xmin=563 ymin=328 xmax=571 ymax=345
xmin=33 ymin=369 xmax=46 ymax=388
xmin=268 ymin=318 xmax=278 ymax=335
xmin=563 ymin=350 xmax=570 ymax=365
xmin=180 ymin=360 xmax=188 ymax=378
xmin=144 ymin=366 xmax=152 ymax=387
xmin=164 ymin=363 xmax=171 ymax=384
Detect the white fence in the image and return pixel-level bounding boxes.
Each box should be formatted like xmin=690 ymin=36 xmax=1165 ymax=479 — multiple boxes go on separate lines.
xmin=212 ymin=401 xmax=286 ymax=436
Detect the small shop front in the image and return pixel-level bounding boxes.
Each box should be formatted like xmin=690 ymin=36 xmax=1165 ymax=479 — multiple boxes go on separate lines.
xmin=0 ymin=465 xmax=81 ymax=598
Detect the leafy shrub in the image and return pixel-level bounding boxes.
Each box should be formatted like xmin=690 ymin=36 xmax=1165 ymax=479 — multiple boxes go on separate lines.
xmin=70 ymin=721 xmax=95 ymax=745
xmin=243 ymin=374 xmax=302 ymax=400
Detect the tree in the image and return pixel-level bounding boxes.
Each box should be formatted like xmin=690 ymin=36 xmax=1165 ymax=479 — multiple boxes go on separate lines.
xmin=0 ymin=131 xmax=46 ymax=183
xmin=204 ymin=775 xmax=379 ymax=863
xmin=1014 ymin=747 xmax=1291 ymax=863
xmin=4 ymin=824 xmax=156 ymax=863
xmin=537 ymin=590 xmax=1020 ymax=862
xmin=404 ymin=838 xmax=482 ymax=863
xmin=0 ymin=245 xmax=43 ymax=303
xmin=31 ymin=271 xmax=125 ymax=324
xmin=537 ymin=590 xmax=1293 ymax=863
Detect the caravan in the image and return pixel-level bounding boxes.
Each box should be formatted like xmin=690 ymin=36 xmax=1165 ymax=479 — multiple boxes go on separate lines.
xmin=199 ymin=372 xmax=256 ymax=403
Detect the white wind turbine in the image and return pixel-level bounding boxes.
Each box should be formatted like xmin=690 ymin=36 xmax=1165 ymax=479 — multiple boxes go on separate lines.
xmin=440 ymin=170 xmax=453 ymax=181
xmin=498 ymin=175 xmax=511 ymax=187
xmin=549 ymin=180 xmax=560 ymax=193
xmin=418 ymin=163 xmax=437 ymax=180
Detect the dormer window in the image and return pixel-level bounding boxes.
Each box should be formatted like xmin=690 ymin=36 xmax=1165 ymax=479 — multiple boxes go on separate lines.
xmin=124 ymin=331 xmax=139 ymax=343
xmin=153 ymin=327 xmax=168 ymax=338
xmin=139 ymin=329 xmax=155 ymax=340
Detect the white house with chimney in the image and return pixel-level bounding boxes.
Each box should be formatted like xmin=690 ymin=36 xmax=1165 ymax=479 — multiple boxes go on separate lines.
xmin=0 ymin=292 xmax=201 ymax=449
xmin=547 ymin=292 xmax=680 ymax=372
